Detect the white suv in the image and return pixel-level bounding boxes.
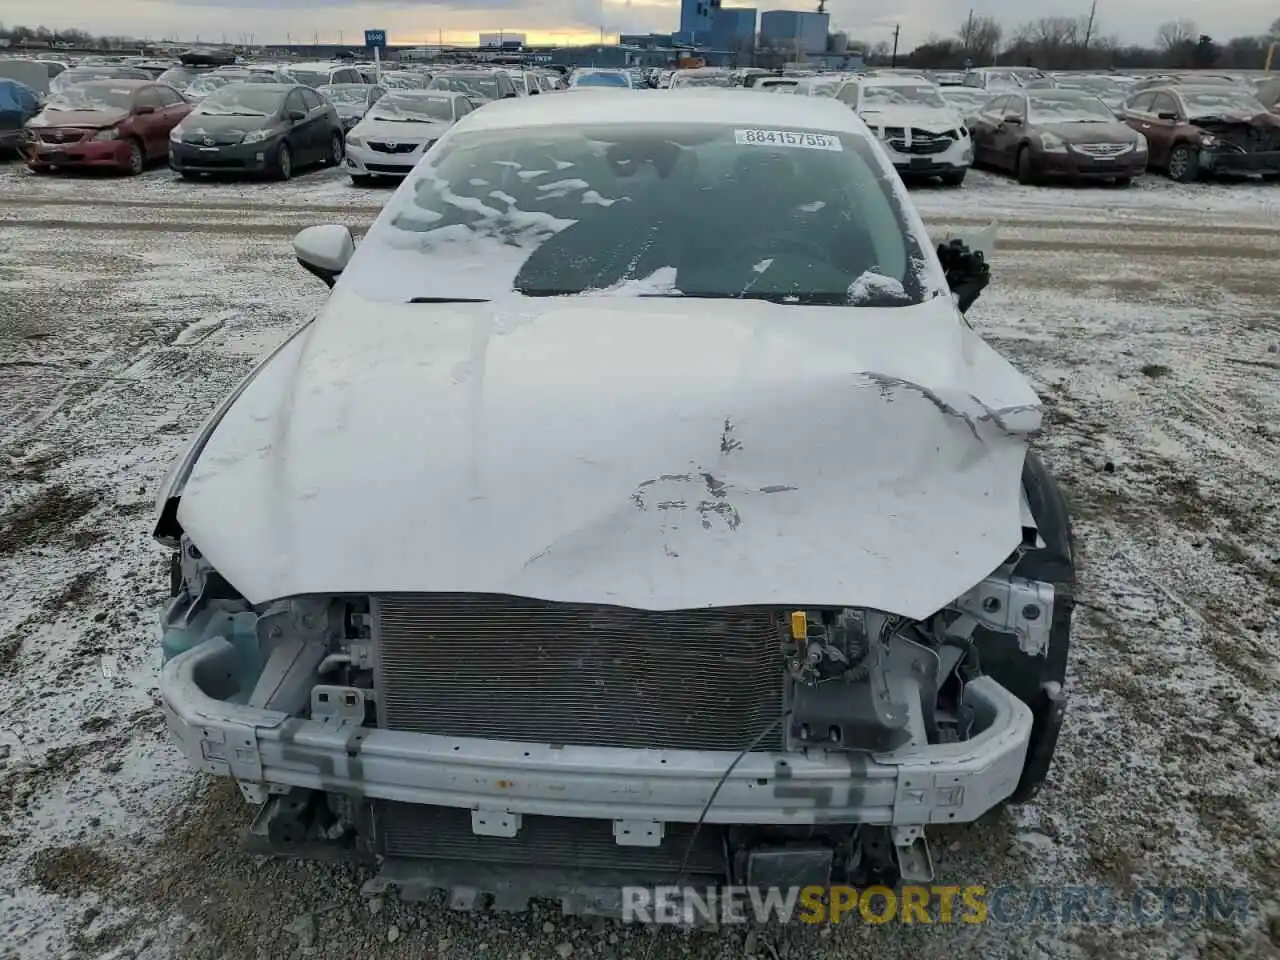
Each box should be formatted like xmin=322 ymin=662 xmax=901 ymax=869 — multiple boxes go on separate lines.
xmin=834 ymin=74 xmax=972 ymax=186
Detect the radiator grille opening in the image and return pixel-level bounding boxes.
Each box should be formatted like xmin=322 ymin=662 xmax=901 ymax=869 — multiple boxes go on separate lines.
xmin=374 ymin=594 xmax=786 ymax=750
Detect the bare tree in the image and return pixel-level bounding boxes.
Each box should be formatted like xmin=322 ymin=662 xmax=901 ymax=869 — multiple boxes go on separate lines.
xmin=1155 ymin=19 xmax=1196 ymax=52
xmin=959 ymin=14 xmax=1002 ymax=63
xmin=1270 ymin=16 xmax=1280 ymax=36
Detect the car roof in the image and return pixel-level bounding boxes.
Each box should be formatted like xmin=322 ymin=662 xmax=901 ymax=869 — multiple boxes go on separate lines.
xmin=459 ymin=89 xmax=872 ymax=136
xmin=72 ymin=78 xmax=152 ymax=88
xmin=385 ymin=89 xmax=468 ymax=100
xmin=859 ymin=75 xmax=933 ymax=87
xmin=1171 ymin=84 xmax=1254 ymax=96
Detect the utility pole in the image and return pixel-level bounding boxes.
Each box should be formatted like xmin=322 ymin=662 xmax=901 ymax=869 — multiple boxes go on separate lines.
xmin=1082 ymin=0 xmax=1098 ymax=59
xmin=890 ymin=23 xmax=900 ymax=67
xmin=963 ymin=8 xmax=974 ymax=54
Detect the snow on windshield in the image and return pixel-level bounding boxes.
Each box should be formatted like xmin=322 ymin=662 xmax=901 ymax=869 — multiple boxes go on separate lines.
xmin=369 ymin=94 xmax=454 ymax=122
xmin=430 ymin=74 xmax=497 ymax=98
xmin=343 ymin=122 xmax=934 ymax=308
xmin=319 ymin=85 xmax=370 ymax=103
xmin=196 ymin=86 xmax=287 ymax=116
xmin=672 ymin=72 xmax=736 ymax=89
xmin=863 ymin=85 xmax=947 ymax=108
xmin=1182 ymin=91 xmax=1265 ymax=117
xmin=46 ymin=83 xmax=134 ymax=112
xmin=1028 ymin=94 xmax=1115 ymax=122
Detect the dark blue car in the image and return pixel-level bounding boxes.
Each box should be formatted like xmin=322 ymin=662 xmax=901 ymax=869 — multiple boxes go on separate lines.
xmin=0 ymin=78 xmax=41 ymax=154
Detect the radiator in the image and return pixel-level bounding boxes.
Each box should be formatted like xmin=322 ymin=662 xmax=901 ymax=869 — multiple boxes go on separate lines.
xmin=373 ymin=594 xmax=786 ymax=751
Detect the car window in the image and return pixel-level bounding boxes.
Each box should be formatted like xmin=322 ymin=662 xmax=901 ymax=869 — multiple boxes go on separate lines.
xmin=301 ymin=88 xmax=323 ymax=110
xmin=347 ymin=121 xmax=933 ymax=308
xmin=836 ymin=83 xmax=859 ymax=106
xmin=1125 ymin=92 xmax=1154 ymax=113
xmin=455 ymin=98 xmax=470 ymax=117
xmin=983 ymin=95 xmax=1009 ymax=116
xmin=1153 ymin=92 xmax=1179 ymax=117
xmin=134 ymin=87 xmax=163 ymax=109
xmin=1005 ymin=95 xmax=1026 ymax=119
xmin=156 ymin=86 xmax=184 ymax=107
xmin=285 ymin=89 xmax=308 ymax=115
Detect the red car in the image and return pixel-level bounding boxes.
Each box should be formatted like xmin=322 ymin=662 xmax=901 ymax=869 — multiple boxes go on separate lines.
xmin=25 ymin=79 xmax=190 ymax=175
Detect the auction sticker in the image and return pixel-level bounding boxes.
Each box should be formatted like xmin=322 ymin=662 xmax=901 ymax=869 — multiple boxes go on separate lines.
xmin=735 ymin=129 xmax=843 ymax=151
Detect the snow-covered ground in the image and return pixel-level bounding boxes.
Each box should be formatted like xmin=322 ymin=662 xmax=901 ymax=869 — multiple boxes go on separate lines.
xmin=1 ymin=160 xmax=1279 ymax=960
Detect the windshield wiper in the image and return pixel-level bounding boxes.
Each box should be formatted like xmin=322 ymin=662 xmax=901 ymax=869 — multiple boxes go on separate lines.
xmin=407 ymin=297 xmax=490 ymax=304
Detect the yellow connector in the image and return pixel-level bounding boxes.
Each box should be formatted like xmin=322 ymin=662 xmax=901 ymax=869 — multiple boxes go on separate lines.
xmin=790 ymin=610 xmax=807 ymax=641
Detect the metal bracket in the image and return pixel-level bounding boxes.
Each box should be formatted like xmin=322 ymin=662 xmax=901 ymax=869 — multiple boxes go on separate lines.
xmin=613 ymin=819 xmax=664 ymax=848
xmin=891 ymin=825 xmax=934 ymax=883
xmin=472 ymin=809 xmax=521 ymax=838
xmin=310 ymin=686 xmax=366 ymax=729
xmin=954 ymin=575 xmax=1054 ymax=656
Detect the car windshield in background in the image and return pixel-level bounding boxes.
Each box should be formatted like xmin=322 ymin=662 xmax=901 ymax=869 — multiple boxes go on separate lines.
xmin=863 ymin=85 xmax=947 ymax=108
xmin=1028 ymin=93 xmax=1115 ymax=122
xmin=319 ymin=85 xmax=371 ymax=103
xmin=368 ymin=94 xmax=454 ymax=122
xmin=358 ymin=122 xmax=928 ymax=307
xmin=575 ymin=72 xmax=630 ymax=88
xmin=46 ymin=83 xmax=135 ymax=112
xmin=1059 ymin=77 xmax=1121 ymax=96
xmin=940 ymin=89 xmax=988 ymax=107
xmin=1181 ymin=91 xmax=1266 ymax=117
xmin=382 ymin=74 xmax=423 ymax=89
xmin=430 ymin=74 xmax=499 ymax=98
xmin=287 ymin=70 xmax=329 ymax=88
xmin=673 ymin=72 xmax=736 ymax=88
xmin=196 ymin=85 xmax=287 ymax=116
xmin=188 ymin=75 xmax=231 ymax=96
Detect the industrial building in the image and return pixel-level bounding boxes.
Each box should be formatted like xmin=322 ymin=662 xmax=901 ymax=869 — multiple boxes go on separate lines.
xmin=711 ymin=6 xmax=757 ymax=52
xmin=478 ymin=32 xmax=526 ymax=49
xmin=760 ymin=8 xmax=830 ymax=54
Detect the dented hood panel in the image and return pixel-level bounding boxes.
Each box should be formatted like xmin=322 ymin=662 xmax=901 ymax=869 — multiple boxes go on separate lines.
xmin=178 ymin=291 xmax=1041 ymax=619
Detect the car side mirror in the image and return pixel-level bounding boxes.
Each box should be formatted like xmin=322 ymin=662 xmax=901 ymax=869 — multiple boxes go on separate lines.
xmin=937 ymin=239 xmax=991 ymax=314
xmin=1156 ymin=111 xmax=1178 ymax=121
xmin=134 ymin=104 xmax=156 ymax=115
xmin=288 ymin=108 xmax=306 ymax=122
xmin=504 ymin=92 xmax=517 ymax=99
xmin=529 ymin=88 xmax=540 ymax=95
xmin=293 ymin=224 xmax=355 ymax=289
xmin=1003 ymin=114 xmax=1021 ymax=124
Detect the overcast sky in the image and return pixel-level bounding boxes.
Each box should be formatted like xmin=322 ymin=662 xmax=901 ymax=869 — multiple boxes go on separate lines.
xmin=2 ymin=0 xmax=1275 ymax=49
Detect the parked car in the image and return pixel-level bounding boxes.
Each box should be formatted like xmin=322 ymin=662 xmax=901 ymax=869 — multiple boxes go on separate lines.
xmin=168 ymin=82 xmax=344 ymax=181
xmin=427 ymin=69 xmax=518 ymax=104
xmin=834 ymin=74 xmax=972 ymax=185
xmin=285 ymin=62 xmax=366 ymax=89
xmin=25 ymin=79 xmax=190 ymax=175
xmin=156 ymin=65 xmax=213 ymax=94
xmin=970 ymin=89 xmax=1148 ymax=185
xmin=1120 ymin=84 xmax=1280 ymax=181
xmin=344 ymin=90 xmax=473 ymax=184
xmin=668 ymin=67 xmax=736 ymax=89
xmin=962 ymin=67 xmax=1044 ymax=92
xmin=318 ymin=83 xmax=386 ymax=131
xmin=49 ymin=65 xmax=152 ymax=95
xmin=750 ymin=76 xmax=798 ymax=93
xmin=569 ymin=68 xmax=633 ymax=90
xmin=792 ymin=74 xmax=846 ymax=98
xmin=380 ymin=71 xmax=430 ymax=90
xmin=0 ymin=78 xmax=41 ymax=154
xmin=154 ymin=91 xmax=1071 ymax=900
xmin=183 ymin=74 xmax=233 ymax=102
xmin=1126 ymin=73 xmax=1246 ymax=94
xmin=0 ymin=59 xmax=55 ymax=95
xmin=939 ymin=85 xmax=993 ymax=120
xmin=1258 ymin=76 xmax=1280 ymax=114
xmin=1048 ymin=74 xmax=1127 ymax=115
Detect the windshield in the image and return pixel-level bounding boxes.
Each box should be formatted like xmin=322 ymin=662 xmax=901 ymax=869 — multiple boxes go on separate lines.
xmin=671 ymin=72 xmax=736 ymax=89
xmin=940 ymin=89 xmax=987 ymax=107
xmin=430 ymin=74 xmax=499 ymax=98
xmin=862 ymin=85 xmax=947 ymax=108
xmin=1182 ymin=90 xmax=1265 ymax=116
xmin=382 ymin=73 xmax=423 ymax=89
xmin=188 ymin=75 xmax=231 ymax=96
xmin=368 ymin=93 xmax=455 ymax=122
xmin=157 ymin=67 xmax=201 ymax=90
xmin=46 ymin=83 xmax=135 ymax=112
xmin=319 ymin=85 xmax=371 ymax=103
xmin=348 ymin=122 xmax=929 ymax=307
xmin=800 ymin=78 xmax=841 ymax=97
xmin=574 ymin=72 xmax=630 ymax=88
xmin=1058 ymin=76 xmax=1120 ymax=96
xmin=1028 ymin=94 xmax=1115 ymax=122
xmin=287 ymin=70 xmax=329 ymax=88
xmin=196 ymin=85 xmax=287 ymax=116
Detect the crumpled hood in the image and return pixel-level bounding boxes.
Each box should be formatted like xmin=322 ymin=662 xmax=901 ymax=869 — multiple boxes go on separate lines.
xmin=861 ymin=104 xmax=964 ymax=132
xmin=177 ymin=291 xmax=1041 ymax=618
xmin=352 ymin=117 xmax=449 ymax=142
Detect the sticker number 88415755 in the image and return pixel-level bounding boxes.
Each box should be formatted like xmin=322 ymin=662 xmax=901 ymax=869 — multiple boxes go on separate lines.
xmin=734 ymin=129 xmax=844 ymax=151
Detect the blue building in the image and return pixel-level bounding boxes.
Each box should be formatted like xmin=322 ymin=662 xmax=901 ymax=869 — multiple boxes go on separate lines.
xmin=677 ymin=0 xmax=721 ymax=46
xmin=711 ymin=6 xmax=757 ymax=52
xmin=760 ymin=9 xmax=829 ymax=54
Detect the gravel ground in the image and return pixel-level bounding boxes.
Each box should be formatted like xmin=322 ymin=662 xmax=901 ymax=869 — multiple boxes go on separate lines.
xmin=1 ymin=161 xmax=1279 ymax=960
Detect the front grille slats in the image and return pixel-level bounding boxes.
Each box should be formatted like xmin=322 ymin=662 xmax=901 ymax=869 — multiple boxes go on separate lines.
xmin=377 ymin=802 xmax=725 ymax=876
xmin=370 ymin=141 xmax=419 ymax=154
xmin=374 ymin=595 xmax=785 ymax=751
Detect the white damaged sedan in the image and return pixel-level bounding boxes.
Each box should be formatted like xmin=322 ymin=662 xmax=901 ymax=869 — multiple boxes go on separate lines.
xmin=153 ymin=91 xmax=1074 ymax=908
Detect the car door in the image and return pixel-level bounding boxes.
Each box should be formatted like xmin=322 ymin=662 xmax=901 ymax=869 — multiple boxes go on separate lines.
xmin=155 ymin=84 xmax=191 ymax=135
xmin=995 ymin=94 xmax=1028 ymax=170
xmin=282 ymin=89 xmax=314 ymax=162
xmin=969 ymin=95 xmax=1007 ymax=164
xmin=1140 ymin=92 xmax=1180 ymax=167
xmin=453 ymin=97 xmax=472 ymax=124
xmin=300 ymin=87 xmax=331 ymax=159
xmin=130 ymin=86 xmax=166 ymax=158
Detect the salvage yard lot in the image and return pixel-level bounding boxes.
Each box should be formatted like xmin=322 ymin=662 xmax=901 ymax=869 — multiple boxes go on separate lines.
xmin=1 ymin=163 xmax=1279 ymax=960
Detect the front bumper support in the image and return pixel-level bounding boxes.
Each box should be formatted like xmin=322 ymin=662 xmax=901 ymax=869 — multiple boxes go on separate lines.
xmin=163 ymin=637 xmax=1033 ymax=827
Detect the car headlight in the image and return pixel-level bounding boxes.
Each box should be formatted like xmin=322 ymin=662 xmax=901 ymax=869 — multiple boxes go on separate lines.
xmin=242 ymin=128 xmax=272 ymax=144
xmin=91 ymin=127 xmax=121 ymax=141
xmin=345 ymin=135 xmax=364 ymax=149
xmin=1039 ymin=131 xmax=1068 ymax=153
xmin=169 ymin=127 xmax=183 ymax=143
xmin=1134 ymin=133 xmax=1148 ymax=153
xmin=1200 ymin=133 xmax=1218 ymax=147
